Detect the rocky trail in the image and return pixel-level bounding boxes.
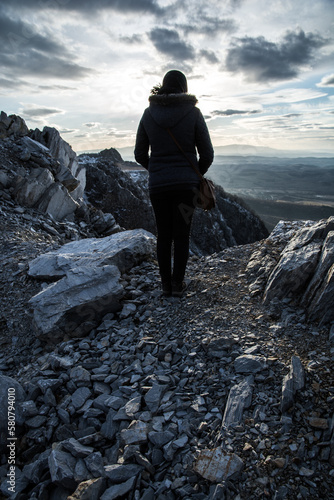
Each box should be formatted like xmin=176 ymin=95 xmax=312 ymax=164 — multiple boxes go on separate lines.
xmin=0 ymin=197 xmax=333 ymax=500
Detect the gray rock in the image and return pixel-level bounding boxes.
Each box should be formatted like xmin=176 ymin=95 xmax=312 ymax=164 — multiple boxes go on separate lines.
xmin=30 ymin=125 xmax=85 ymax=199
xmin=264 ymin=242 xmax=321 ymax=303
xmin=121 ymin=420 xmax=148 ymax=445
xmin=222 ymin=376 xmax=254 ymax=428
xmin=48 ymin=449 xmax=77 ymax=489
xmin=28 ymin=229 xmax=156 ymax=279
xmin=84 ymin=452 xmax=104 ymax=477
xmin=71 ymin=387 xmax=92 ymax=410
xmin=14 ymin=166 xmax=54 ymax=208
xmin=144 ymin=384 xmax=167 ymax=413
xmin=100 ymin=476 xmax=137 ymax=500
xmin=234 ymin=355 xmax=267 ymax=373
xmin=281 ymin=356 xmax=305 ymax=413
xmin=68 ymin=478 xmax=106 ymax=500
xmin=70 ymin=366 xmax=91 ymax=384
xmin=194 ymin=448 xmax=244 ymax=481
xmin=104 ymin=464 xmax=143 ymax=483
xmin=62 ymin=438 xmax=94 ymax=458
xmin=22 ymin=449 xmax=51 ymax=484
xmin=0 ymin=111 xmax=28 ymax=138
xmin=101 ymin=409 xmax=119 ymax=440
xmin=148 ymin=431 xmax=175 ymax=447
xmin=29 ymin=265 xmax=123 ymax=339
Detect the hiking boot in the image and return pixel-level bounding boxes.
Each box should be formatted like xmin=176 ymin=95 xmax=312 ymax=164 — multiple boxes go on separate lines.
xmin=172 ymin=281 xmax=186 ymax=297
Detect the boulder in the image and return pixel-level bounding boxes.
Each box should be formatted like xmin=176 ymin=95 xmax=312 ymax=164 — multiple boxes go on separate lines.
xmin=263 ymin=242 xmax=322 ymax=303
xmin=303 ymin=231 xmax=334 ymax=324
xmin=29 ymin=265 xmax=123 ymax=340
xmin=28 ymin=229 xmax=155 ymax=339
xmin=263 ymin=216 xmax=334 ymax=324
xmin=28 ymin=229 xmax=156 ymax=279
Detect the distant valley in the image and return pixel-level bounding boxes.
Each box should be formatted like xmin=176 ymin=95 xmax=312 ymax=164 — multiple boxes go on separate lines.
xmin=207 ymin=155 xmax=334 ymax=230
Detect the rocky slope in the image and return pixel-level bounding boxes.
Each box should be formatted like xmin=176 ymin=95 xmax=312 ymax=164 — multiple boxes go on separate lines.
xmin=0 ymin=191 xmax=333 ymax=499
xmin=0 ymin=111 xmax=333 ymax=499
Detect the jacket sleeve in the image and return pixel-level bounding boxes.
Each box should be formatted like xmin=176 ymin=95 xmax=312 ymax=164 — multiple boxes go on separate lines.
xmin=134 ymin=117 xmax=150 ymax=170
xmin=195 ymin=110 xmax=214 ymax=175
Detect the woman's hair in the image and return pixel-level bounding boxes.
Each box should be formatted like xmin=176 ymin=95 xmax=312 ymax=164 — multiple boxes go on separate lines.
xmin=151 ymin=70 xmax=188 ymax=95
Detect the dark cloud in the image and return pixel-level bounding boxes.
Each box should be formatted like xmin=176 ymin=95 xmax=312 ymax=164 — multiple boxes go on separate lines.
xmin=38 ymin=84 xmax=76 ymax=91
xmin=211 ymin=109 xmax=261 ymax=117
xmin=317 ymin=74 xmax=334 ymax=87
xmin=225 ymin=29 xmax=329 ymax=82
xmin=0 ymin=8 xmax=64 ymax=54
xmin=199 ymin=49 xmax=220 ymax=64
xmin=0 ymin=76 xmax=28 ymax=90
xmin=181 ymin=15 xmax=237 ymax=36
xmin=59 ymin=128 xmax=76 ymax=134
xmin=0 ymin=7 xmax=92 ymax=79
xmin=149 ymin=28 xmax=195 ymax=60
xmin=119 ymin=34 xmax=143 ymax=44
xmin=0 ymin=49 xmax=92 ymax=79
xmin=4 ymin=0 xmax=164 ymax=16
xmin=21 ymin=107 xmax=64 ymax=117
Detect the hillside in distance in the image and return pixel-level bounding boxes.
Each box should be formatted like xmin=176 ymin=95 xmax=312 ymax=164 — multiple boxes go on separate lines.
xmin=207 ymin=155 xmax=334 ymax=231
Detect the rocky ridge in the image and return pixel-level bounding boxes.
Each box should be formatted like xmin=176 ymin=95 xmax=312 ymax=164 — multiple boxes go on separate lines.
xmin=0 ymin=111 xmax=333 ymax=499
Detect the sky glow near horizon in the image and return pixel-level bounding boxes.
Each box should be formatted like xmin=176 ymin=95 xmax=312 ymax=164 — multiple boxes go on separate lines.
xmin=0 ymin=0 xmax=333 ymax=155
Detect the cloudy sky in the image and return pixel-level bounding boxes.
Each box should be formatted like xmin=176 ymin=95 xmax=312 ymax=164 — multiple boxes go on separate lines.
xmin=1 ymin=0 xmax=333 ymax=155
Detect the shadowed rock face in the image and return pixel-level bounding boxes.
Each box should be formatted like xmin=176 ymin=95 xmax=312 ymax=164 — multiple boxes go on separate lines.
xmin=247 ymin=216 xmax=334 ymax=325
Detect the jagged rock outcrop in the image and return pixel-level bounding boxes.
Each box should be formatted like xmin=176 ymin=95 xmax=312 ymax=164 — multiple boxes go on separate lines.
xmin=247 ymin=216 xmax=334 ymax=325
xmin=30 ymin=126 xmax=86 ymax=200
xmin=79 ymin=152 xmax=268 ymax=256
xmin=28 ymin=229 xmax=156 ymax=339
xmin=0 ymin=112 xmax=81 ymax=221
xmin=0 ymin=112 xmax=122 ymax=235
xmin=0 ymin=111 xmax=29 ymax=139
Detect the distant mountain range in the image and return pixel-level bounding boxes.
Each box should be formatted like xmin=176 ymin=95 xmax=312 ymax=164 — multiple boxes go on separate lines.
xmin=79 ymin=144 xmax=334 ymax=160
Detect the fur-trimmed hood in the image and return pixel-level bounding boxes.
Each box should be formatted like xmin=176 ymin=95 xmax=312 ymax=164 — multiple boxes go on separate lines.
xmin=148 ymin=93 xmax=198 ymax=129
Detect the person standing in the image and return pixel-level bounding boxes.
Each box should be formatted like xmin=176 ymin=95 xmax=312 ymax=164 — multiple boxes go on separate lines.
xmin=134 ymin=70 xmax=214 ymax=297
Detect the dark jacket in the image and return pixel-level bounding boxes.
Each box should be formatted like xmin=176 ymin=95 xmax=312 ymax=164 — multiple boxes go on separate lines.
xmin=134 ymin=93 xmax=214 ymax=193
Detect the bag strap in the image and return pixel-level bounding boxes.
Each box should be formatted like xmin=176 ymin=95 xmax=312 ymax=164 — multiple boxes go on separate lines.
xmin=167 ymin=128 xmax=204 ymax=181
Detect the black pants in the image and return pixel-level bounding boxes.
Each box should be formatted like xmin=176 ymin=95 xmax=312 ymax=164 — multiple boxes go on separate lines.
xmin=150 ymin=189 xmax=196 ymax=284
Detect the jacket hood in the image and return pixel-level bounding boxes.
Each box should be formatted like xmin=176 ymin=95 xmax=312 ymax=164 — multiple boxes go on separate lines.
xmin=148 ymin=93 xmax=198 ymax=129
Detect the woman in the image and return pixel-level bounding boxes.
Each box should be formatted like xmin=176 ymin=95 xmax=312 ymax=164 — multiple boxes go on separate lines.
xmin=134 ymin=70 xmax=214 ymax=297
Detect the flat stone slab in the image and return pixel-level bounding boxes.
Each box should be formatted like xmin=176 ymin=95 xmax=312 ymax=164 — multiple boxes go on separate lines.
xmin=194 ymin=447 xmax=244 ymax=482
xmin=222 ymin=376 xmax=254 ymax=428
xmin=28 ymin=228 xmax=156 ymax=279
xmin=29 ymin=265 xmax=123 ymax=339
xmin=234 ymin=355 xmax=267 ymax=373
